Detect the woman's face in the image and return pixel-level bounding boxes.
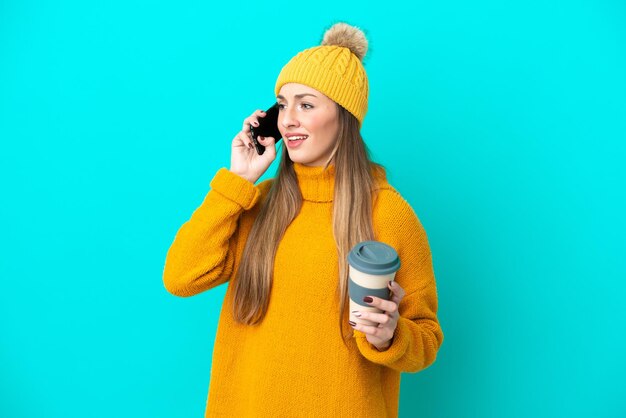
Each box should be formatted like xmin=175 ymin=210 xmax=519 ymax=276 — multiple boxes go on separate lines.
xmin=276 ymin=83 xmax=340 ymax=167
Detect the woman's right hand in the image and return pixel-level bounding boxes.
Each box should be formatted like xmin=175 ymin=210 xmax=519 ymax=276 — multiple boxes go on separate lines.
xmin=229 ymin=109 xmax=277 ymax=184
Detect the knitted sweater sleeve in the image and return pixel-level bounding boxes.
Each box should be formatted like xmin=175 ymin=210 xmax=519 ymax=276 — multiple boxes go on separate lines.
xmin=354 ymin=189 xmax=444 ymax=372
xmin=162 ymin=168 xmax=268 ymax=297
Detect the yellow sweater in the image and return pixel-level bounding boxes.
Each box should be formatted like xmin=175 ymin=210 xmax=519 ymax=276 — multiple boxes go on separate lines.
xmin=163 ymin=163 xmax=444 ymax=418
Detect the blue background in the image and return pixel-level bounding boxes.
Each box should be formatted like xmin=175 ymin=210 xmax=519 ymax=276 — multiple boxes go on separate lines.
xmin=1 ymin=1 xmax=625 ymax=417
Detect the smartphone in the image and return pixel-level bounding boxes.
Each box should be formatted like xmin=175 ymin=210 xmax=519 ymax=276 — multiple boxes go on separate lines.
xmin=249 ymin=103 xmax=282 ymax=155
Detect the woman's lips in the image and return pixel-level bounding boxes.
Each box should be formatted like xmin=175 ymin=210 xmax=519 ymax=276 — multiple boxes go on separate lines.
xmin=285 ymin=134 xmax=308 ymax=149
xmin=286 ymin=138 xmax=306 ymax=148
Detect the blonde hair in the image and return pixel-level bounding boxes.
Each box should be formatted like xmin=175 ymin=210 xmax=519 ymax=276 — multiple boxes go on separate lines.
xmin=232 ymin=104 xmax=385 ymax=347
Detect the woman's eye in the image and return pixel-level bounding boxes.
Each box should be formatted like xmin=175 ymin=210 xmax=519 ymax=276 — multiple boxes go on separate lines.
xmin=276 ymin=103 xmax=313 ymax=110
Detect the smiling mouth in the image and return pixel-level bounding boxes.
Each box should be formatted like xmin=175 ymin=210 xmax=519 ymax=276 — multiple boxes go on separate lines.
xmin=287 ymin=135 xmax=309 ymax=141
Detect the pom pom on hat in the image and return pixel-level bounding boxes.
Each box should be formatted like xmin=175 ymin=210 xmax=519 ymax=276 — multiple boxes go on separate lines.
xmin=321 ymin=22 xmax=368 ymax=61
xmin=274 ymin=22 xmax=370 ymax=124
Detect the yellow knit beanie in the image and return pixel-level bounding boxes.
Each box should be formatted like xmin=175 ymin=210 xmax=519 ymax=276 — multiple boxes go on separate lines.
xmin=274 ymin=22 xmax=369 ymax=124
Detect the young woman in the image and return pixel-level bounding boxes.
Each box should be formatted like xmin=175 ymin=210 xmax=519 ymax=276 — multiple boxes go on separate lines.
xmin=163 ymin=22 xmax=444 ymax=418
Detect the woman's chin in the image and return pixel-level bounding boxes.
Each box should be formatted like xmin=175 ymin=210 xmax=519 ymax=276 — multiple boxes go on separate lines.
xmin=287 ymin=149 xmax=329 ymax=167
xmin=287 ymin=152 xmax=309 ymax=165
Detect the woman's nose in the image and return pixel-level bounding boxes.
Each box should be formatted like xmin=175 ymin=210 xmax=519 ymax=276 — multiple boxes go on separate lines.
xmin=281 ymin=107 xmax=299 ymax=128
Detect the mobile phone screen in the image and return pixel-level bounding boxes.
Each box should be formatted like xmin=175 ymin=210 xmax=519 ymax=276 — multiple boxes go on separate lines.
xmin=250 ymin=103 xmax=282 ymax=155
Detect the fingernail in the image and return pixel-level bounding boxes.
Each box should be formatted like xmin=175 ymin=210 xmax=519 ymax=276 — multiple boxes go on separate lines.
xmin=354 ymin=312 xmax=362 ymax=317
xmin=363 ymin=296 xmax=373 ymax=303
xmin=348 ymin=321 xmax=356 ymax=326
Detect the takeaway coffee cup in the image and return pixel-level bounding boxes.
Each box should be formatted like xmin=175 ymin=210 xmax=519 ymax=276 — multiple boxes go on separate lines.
xmin=348 ymin=241 xmax=401 ymax=326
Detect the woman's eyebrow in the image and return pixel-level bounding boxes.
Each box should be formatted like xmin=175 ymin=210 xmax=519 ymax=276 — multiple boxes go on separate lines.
xmin=276 ymin=93 xmax=317 ymax=100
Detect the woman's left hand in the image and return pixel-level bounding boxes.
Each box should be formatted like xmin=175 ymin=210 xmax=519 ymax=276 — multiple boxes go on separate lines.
xmin=350 ymin=280 xmax=407 ymax=351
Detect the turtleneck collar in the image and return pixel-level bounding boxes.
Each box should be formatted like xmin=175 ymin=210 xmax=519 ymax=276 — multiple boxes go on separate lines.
xmin=291 ymin=162 xmax=388 ymax=203
xmin=293 ymin=163 xmax=336 ymax=203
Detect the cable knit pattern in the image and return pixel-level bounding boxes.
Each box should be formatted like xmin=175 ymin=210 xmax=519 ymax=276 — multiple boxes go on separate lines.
xmin=163 ymin=164 xmax=444 ymax=418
